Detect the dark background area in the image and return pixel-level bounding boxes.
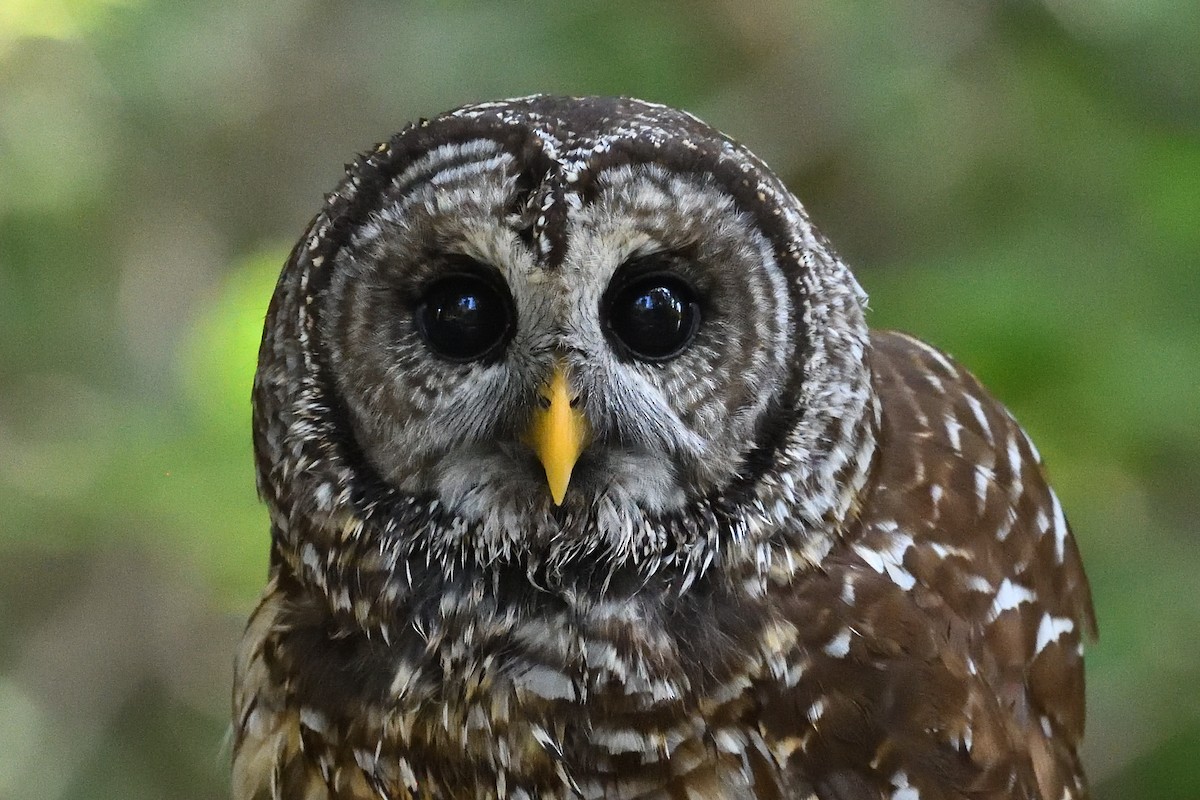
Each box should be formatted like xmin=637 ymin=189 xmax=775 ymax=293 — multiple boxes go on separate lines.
xmin=1 ymin=1 xmax=1197 ymax=798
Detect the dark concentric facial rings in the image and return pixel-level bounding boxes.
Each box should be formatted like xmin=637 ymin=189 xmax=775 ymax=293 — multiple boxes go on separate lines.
xmin=256 ymin=95 xmax=877 ymax=572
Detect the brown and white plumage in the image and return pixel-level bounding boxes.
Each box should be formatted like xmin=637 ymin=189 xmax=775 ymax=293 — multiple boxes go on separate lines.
xmin=234 ymin=96 xmax=1093 ymax=800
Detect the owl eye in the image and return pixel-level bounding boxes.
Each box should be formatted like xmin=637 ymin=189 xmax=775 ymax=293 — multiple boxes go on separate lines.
xmin=603 ymin=272 xmax=701 ymax=362
xmin=415 ymin=272 xmax=514 ymax=362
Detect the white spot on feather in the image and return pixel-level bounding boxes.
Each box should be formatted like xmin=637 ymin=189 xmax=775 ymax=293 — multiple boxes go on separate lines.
xmin=909 ymin=337 xmax=956 ymax=374
xmin=1035 ymin=614 xmax=1075 ymax=654
xmin=712 ymin=728 xmax=747 ymax=754
xmin=840 ymin=574 xmax=856 ymax=605
xmin=1006 ymin=433 xmax=1024 ymax=482
xmin=890 ymin=770 xmax=921 ymax=800
xmin=853 ymin=531 xmax=917 ymax=591
xmin=965 ymin=575 xmax=993 ymax=593
xmin=974 ymin=464 xmax=993 ymax=513
xmin=824 ymin=628 xmax=852 ymax=658
xmin=944 ymin=415 xmax=963 ymax=453
xmin=988 ymin=578 xmax=1037 ymax=621
xmin=1023 ymin=428 xmax=1043 ymax=464
xmin=299 ymin=707 xmax=328 ymax=734
xmin=964 ymin=394 xmax=994 ymax=445
xmin=929 ymin=541 xmax=972 ymax=560
xmin=512 ymin=664 xmax=577 ymax=701
xmin=390 ymin=660 xmax=419 ymax=698
xmin=591 ymin=726 xmax=651 ymax=754
xmin=1050 ymin=490 xmax=1069 ymax=563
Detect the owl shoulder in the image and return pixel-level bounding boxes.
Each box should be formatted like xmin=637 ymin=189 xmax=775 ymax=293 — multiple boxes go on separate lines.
xmin=863 ymin=329 xmax=1095 ymax=668
xmin=232 ymin=579 xmax=382 ymax=800
xmin=839 ymin=329 xmax=1093 ymax=796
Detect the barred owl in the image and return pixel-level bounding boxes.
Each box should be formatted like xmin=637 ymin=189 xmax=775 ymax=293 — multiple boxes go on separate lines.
xmin=233 ymin=96 xmax=1094 ymax=800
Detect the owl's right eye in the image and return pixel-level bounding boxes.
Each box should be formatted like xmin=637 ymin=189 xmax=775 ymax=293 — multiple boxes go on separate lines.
xmin=415 ymin=273 xmax=514 ymax=362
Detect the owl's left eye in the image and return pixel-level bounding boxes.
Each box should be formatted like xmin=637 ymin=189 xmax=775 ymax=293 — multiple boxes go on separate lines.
xmin=415 ymin=273 xmax=514 ymax=362
xmin=602 ymin=271 xmax=701 ymax=362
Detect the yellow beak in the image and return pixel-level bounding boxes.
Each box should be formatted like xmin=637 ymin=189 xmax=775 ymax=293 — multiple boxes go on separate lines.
xmin=524 ymin=365 xmax=589 ymax=505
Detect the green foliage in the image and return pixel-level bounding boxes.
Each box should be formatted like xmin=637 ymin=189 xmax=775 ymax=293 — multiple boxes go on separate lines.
xmin=1 ymin=1 xmax=1196 ymax=797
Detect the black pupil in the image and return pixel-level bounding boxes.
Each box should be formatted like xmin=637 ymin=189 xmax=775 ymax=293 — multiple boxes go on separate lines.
xmin=416 ymin=275 xmax=511 ymax=361
xmin=606 ymin=275 xmax=701 ymax=361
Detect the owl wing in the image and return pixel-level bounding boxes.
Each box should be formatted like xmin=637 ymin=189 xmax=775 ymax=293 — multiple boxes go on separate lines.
xmin=756 ymin=330 xmax=1094 ymax=800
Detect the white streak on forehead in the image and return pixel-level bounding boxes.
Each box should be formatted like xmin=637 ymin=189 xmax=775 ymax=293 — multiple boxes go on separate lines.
xmin=391 ymin=138 xmax=504 ymax=193
xmin=348 ymin=160 xmax=532 ymax=286
xmin=427 ymin=153 xmax=513 ymax=186
xmin=372 ymin=153 xmax=520 ymax=235
xmin=354 ymin=180 xmax=514 ymax=253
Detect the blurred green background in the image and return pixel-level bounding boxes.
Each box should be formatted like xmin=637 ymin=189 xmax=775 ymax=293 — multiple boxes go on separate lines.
xmin=1 ymin=1 xmax=1197 ymax=798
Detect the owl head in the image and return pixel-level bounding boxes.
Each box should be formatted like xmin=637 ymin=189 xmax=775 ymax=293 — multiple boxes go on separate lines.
xmin=253 ymin=96 xmax=877 ymax=606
